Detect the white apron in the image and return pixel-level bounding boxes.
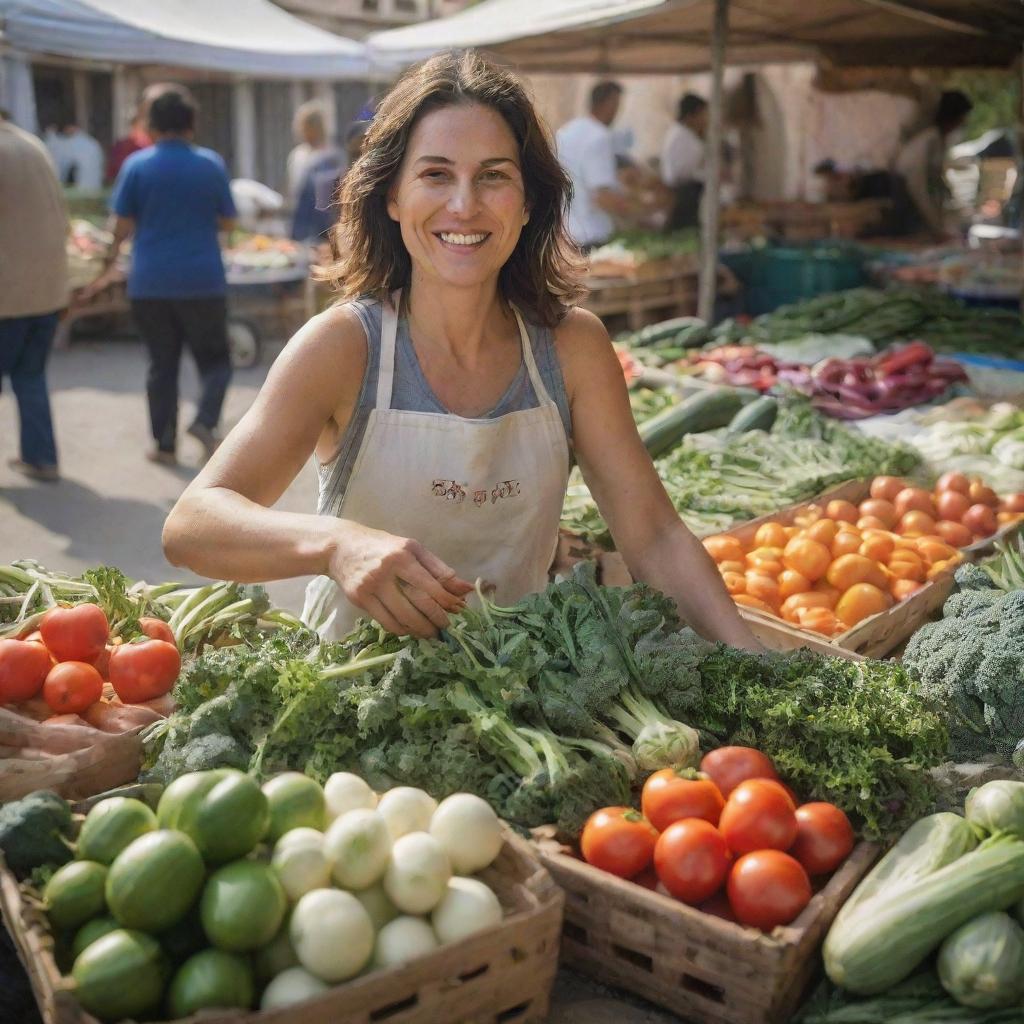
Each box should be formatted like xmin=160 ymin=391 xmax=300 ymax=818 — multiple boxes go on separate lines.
xmin=302 ymin=292 xmax=570 ymax=640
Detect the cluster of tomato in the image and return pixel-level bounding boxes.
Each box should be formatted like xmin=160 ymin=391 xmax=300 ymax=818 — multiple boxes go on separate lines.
xmin=704 ymin=472 xmax=1024 ymax=638
xmin=0 ymin=604 xmax=181 ymax=715
xmin=579 ymin=747 xmax=855 ymax=933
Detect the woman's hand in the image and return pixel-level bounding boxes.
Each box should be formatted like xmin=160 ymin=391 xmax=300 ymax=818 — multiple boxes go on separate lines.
xmin=329 ymin=523 xmax=474 ymax=638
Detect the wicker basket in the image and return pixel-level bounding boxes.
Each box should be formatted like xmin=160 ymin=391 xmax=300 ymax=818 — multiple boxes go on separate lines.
xmin=1 ymin=824 xmax=564 ymax=1024
xmin=534 ymin=837 xmax=877 ymax=1024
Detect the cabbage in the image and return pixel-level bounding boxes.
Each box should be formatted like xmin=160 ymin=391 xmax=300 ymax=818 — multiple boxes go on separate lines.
xmin=632 ymin=721 xmax=700 ymax=772
xmin=992 ymin=431 xmax=1024 ymax=470
xmin=937 ymin=911 xmax=1024 ymax=1009
xmin=965 ymin=781 xmax=1024 ymax=840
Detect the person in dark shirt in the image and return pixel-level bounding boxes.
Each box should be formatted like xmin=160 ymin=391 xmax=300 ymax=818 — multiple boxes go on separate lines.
xmin=92 ymin=86 xmax=237 ymax=464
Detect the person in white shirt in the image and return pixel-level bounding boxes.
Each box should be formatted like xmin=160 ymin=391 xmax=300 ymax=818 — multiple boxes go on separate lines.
xmin=661 ymin=93 xmax=708 ymax=230
xmin=556 ymin=81 xmax=630 ymax=249
xmin=45 ymin=118 xmax=103 ymax=192
xmin=892 ymin=90 xmax=972 ymax=239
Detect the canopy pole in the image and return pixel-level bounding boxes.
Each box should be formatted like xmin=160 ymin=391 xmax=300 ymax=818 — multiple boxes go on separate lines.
xmin=698 ymin=0 xmax=729 ymax=323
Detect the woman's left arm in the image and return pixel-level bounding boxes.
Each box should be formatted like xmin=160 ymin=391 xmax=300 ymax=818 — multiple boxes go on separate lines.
xmin=557 ymin=308 xmax=764 ymax=651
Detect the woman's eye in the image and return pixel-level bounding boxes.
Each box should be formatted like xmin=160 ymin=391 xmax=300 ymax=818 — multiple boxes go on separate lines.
xmin=423 ymin=170 xmax=449 ymax=181
xmin=481 ymin=170 xmax=509 ymax=182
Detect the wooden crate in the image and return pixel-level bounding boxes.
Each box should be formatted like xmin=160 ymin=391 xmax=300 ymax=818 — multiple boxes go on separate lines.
xmin=534 ymin=838 xmax=878 ymax=1024
xmin=1 ymin=827 xmax=563 ymax=1024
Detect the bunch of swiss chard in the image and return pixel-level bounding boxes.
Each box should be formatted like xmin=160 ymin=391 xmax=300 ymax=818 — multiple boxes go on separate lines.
xmin=144 ymin=563 xmax=945 ymax=840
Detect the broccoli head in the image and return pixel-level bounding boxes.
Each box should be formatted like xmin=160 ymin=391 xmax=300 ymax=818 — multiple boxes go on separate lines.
xmin=0 ymin=790 xmax=74 ymax=877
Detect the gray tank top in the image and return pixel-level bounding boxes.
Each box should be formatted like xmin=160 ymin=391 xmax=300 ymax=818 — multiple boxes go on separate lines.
xmin=316 ymin=297 xmax=573 ymax=516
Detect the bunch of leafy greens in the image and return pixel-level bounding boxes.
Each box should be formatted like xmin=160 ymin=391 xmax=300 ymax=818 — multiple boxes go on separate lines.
xmin=561 ymin=398 xmax=920 ymax=547
xmin=145 ymin=563 xmax=945 ymax=840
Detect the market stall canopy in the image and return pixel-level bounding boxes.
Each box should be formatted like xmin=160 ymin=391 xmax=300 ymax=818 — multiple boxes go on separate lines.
xmin=367 ymin=0 xmax=1024 ymax=73
xmin=0 ymin=0 xmax=371 ymax=78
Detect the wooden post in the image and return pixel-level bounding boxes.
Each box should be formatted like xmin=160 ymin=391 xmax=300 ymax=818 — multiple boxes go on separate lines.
xmin=233 ymin=79 xmax=256 ymax=180
xmin=698 ymin=0 xmax=729 ymax=323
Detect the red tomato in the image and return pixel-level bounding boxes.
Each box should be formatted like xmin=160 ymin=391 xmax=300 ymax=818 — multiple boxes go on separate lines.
xmin=581 ymin=808 xmax=658 ymax=878
xmin=698 ymin=889 xmax=738 ymax=923
xmin=42 ymin=661 xmax=103 ymax=715
xmin=936 ymin=471 xmax=970 ymax=495
xmin=654 ymin=819 xmax=732 ymax=904
xmin=757 ymin=778 xmax=799 ymax=810
xmin=719 ymin=779 xmax=798 ymax=855
xmin=91 ymin=645 xmax=113 ymax=681
xmin=642 ymin=769 xmax=725 ymax=832
xmin=40 ymin=604 xmax=109 ymax=663
xmin=139 ymin=617 xmax=176 ymax=646
xmin=108 ymin=640 xmax=181 ymax=704
xmin=727 ymin=850 xmax=812 ymax=931
xmin=963 ymin=504 xmax=998 ymax=537
xmin=790 ymin=803 xmax=855 ymax=876
xmin=0 ymin=639 xmax=53 ymax=703
xmin=699 ymin=747 xmax=779 ymax=798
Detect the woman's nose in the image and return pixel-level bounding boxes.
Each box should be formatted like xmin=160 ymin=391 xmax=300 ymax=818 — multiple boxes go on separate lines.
xmin=447 ymin=178 xmax=479 ymax=216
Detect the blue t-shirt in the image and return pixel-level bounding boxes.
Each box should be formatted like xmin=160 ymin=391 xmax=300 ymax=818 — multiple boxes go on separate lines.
xmin=111 ymin=140 xmax=236 ymax=300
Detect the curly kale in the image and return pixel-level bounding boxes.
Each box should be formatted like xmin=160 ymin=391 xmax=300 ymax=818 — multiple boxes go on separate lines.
xmin=904 ymin=566 xmax=1024 ymax=763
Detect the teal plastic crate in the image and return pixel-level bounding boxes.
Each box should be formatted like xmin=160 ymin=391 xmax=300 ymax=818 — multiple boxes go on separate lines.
xmin=743 ymin=243 xmax=867 ymax=315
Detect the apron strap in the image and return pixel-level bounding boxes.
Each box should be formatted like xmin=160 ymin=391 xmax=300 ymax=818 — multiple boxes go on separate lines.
xmin=376 ymin=290 xmax=401 ymax=410
xmin=514 ymin=308 xmax=556 ymax=408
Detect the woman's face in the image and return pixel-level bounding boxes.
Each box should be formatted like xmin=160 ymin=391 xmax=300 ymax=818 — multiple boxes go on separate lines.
xmin=387 ymin=102 xmax=529 ymax=290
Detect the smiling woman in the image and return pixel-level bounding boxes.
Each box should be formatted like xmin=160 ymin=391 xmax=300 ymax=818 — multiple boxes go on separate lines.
xmin=161 ymin=50 xmax=762 ymax=650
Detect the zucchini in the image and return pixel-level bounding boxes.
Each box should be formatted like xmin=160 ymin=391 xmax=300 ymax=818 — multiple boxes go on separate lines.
xmin=638 ymin=389 xmax=744 ymax=459
xmin=824 ymin=835 xmax=1024 ymax=996
xmin=634 ymin=317 xmax=705 ymax=347
xmin=726 ymin=396 xmax=778 ymax=434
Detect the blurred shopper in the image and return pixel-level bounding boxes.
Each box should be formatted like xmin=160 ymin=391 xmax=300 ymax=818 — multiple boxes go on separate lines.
xmin=0 ymin=111 xmax=67 ymax=481
xmin=892 ymin=90 xmax=973 ymax=239
xmin=287 ymin=101 xmax=344 ymax=242
xmin=556 ymin=81 xmax=630 ymax=250
xmin=95 ymin=86 xmax=237 ymax=464
xmin=45 ymin=116 xmax=104 ymax=191
xmin=107 ymin=108 xmax=151 ymax=183
xmin=661 ymin=93 xmax=708 ymax=230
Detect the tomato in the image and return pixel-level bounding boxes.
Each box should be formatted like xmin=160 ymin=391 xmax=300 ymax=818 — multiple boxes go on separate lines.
xmin=834 ymin=583 xmax=888 ymax=628
xmin=698 ymin=889 xmax=737 ymax=922
xmin=581 ymin=807 xmax=658 ymax=878
xmin=857 ymin=499 xmax=897 ymax=528
xmin=40 ymin=604 xmax=109 ymax=663
xmin=790 ymin=803 xmax=855 ymax=876
xmin=963 ymin=503 xmax=998 ymax=537
xmin=869 ymin=476 xmax=905 ymax=502
xmin=916 ymin=539 xmax=957 ymax=565
xmin=703 ymin=536 xmax=744 ymax=564
xmin=859 ymin=534 xmax=894 ymax=563
xmin=782 ymin=538 xmax=831 ymax=582
xmin=805 ymin=519 xmax=838 ymax=546
xmin=826 ymin=554 xmax=886 ymax=593
xmin=654 ymin=819 xmax=732 ymax=904
xmin=718 ymin=560 xmax=746 ymax=576
xmin=700 ymin=747 xmax=778 ymax=798
xmin=934 ymin=520 xmax=973 ymax=548
xmin=935 ymin=490 xmax=970 ymax=523
xmin=719 ymin=779 xmax=798 ymax=855
xmin=968 ymin=480 xmax=999 ymax=508
xmin=830 ymin=531 xmax=862 ymax=558
xmin=0 ymin=639 xmax=52 ymax=703
xmin=756 ymin=778 xmax=799 ymax=809
xmin=91 ymin=644 xmax=113 ymax=681
xmin=1002 ymin=493 xmax=1024 ymax=514
xmin=753 ymin=522 xmax=788 ymax=549
xmin=745 ymin=574 xmax=779 ymax=609
xmin=894 ymin=488 xmax=936 ymax=519
xmin=721 ymin=571 xmax=746 ymax=596
xmin=780 ymin=591 xmax=834 ymax=623
xmin=856 ymin=516 xmax=888 ymax=532
xmin=898 ymin=510 xmax=937 ymax=537
xmin=642 ymin=769 xmax=725 ymax=832
xmin=778 ymin=569 xmax=811 ymax=599
xmin=42 ymin=661 xmax=103 ymax=714
xmin=138 ymin=617 xmax=176 ymax=646
xmin=733 ymin=594 xmax=772 ymax=613
xmin=108 ymin=639 xmax=181 ymax=704
xmin=936 ymin=471 xmax=969 ymax=495
xmin=824 ymin=500 xmax=858 ymax=524
xmin=727 ymin=851 xmax=812 ymax=931
xmin=797 ymin=607 xmax=839 ymax=636
xmin=890 ymin=578 xmax=922 ymax=601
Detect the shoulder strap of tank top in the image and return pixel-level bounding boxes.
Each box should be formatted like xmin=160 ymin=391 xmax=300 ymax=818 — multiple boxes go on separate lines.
xmin=513 ymin=307 xmax=556 ymax=408
xmin=376 ymin=290 xmax=401 ymax=410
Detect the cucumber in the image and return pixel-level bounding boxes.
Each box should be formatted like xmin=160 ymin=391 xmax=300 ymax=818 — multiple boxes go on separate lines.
xmin=167 ymin=949 xmax=254 ymax=1017
xmin=106 ymin=830 xmax=204 ymax=933
xmin=727 ymin=396 xmax=778 ymax=434
xmin=201 ymin=860 xmax=287 ymax=953
xmin=72 ymin=929 xmax=166 ymax=1022
xmin=44 ymin=860 xmax=108 ymax=932
xmin=638 ymin=389 xmax=744 ymax=459
xmin=71 ymin=916 xmax=120 ymax=960
xmin=633 ymin=317 xmax=705 ymax=347
xmin=77 ymin=797 xmax=157 ymax=866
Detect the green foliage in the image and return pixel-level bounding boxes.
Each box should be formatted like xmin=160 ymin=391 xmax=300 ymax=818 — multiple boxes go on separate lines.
xmin=945 ymin=71 xmax=1020 ymax=140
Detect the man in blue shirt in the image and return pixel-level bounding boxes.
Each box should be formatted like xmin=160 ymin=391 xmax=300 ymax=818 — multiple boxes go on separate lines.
xmin=101 ymin=87 xmax=236 ymax=464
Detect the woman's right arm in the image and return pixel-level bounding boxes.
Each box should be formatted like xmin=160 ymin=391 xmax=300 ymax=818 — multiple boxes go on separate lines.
xmin=162 ymin=305 xmax=470 ymax=637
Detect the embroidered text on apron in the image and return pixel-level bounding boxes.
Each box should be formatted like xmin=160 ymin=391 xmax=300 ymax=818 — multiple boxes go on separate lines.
xmin=302 ymin=292 xmax=571 ymax=640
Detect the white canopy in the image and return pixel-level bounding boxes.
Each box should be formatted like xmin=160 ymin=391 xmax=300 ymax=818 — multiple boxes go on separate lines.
xmin=0 ymin=0 xmax=371 ymax=78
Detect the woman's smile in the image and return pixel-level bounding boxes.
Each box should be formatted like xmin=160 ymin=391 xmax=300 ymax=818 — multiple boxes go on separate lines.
xmin=435 ymin=230 xmax=491 ymax=253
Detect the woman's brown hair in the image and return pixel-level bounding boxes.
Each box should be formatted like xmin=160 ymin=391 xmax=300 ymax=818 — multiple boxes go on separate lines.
xmin=319 ymin=50 xmax=585 ymax=327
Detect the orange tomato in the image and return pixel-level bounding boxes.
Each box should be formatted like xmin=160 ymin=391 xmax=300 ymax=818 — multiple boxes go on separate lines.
xmin=894 ymin=488 xmax=936 ymax=519
xmin=835 ymin=583 xmax=889 ymax=628
xmin=890 ymin=578 xmax=922 ymax=601
xmin=826 ymin=554 xmax=887 ymax=592
xmin=935 ymin=490 xmax=971 ymax=523
xmin=754 ymin=522 xmax=789 ymax=549
xmin=781 ymin=592 xmax=834 ymax=623
xmin=805 ymin=519 xmax=838 ymax=545
xmin=857 ymin=516 xmax=889 ymax=532
xmin=825 ymin=500 xmax=859 ymax=524
xmin=963 ymin=504 xmax=998 ymax=537
xmin=888 ymin=558 xmax=925 ymax=583
xmin=796 ymin=607 xmax=840 ymax=636
xmin=745 ymin=573 xmax=780 ymax=608
xmin=936 ymin=471 xmax=969 ymax=495
xmin=722 ymin=571 xmax=746 ymax=596
xmin=934 ymin=520 xmax=973 ymax=548
xmin=812 ymin=580 xmax=841 ymax=608
xmin=859 ymin=534 xmax=894 ymax=563
xmin=858 ymin=499 xmax=897 ymax=528
xmin=870 ymin=476 xmax=906 ymax=502
xmin=733 ymin=594 xmax=773 ymax=614
xmin=898 ymin=510 xmax=937 ymax=536
xmin=831 ymin=531 xmax=863 ymax=558
xmin=927 ymin=560 xmax=954 ymax=580
xmin=747 ymin=546 xmax=785 ymax=567
xmin=1001 ymin=494 xmax=1024 ymax=513
xmin=915 ymin=539 xmax=958 ymax=565
xmin=782 ymin=526 xmax=800 ymax=540
xmin=704 ymin=535 xmax=745 ymax=563
xmin=782 ymin=537 xmax=832 ymax=582
xmin=968 ymin=480 xmax=999 ymax=508
xmin=778 ymin=569 xmax=812 ymax=599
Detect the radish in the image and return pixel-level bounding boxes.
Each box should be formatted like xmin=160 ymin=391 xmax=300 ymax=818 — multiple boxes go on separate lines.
xmin=272 ymin=828 xmax=332 ymax=902
xmin=373 ymin=915 xmax=438 ymax=968
xmin=384 ymin=832 xmax=451 ymax=914
xmin=354 ymin=882 xmax=400 ymax=931
xmin=430 ymin=794 xmax=503 ymax=874
xmin=290 ymin=888 xmax=373 ymax=982
xmin=431 ymin=877 xmax=502 ymax=945
xmin=377 ymin=787 xmax=437 ymax=841
xmin=323 ymin=809 xmax=391 ymax=891
xmin=324 ymin=772 xmax=377 ymax=821
xmin=260 ymin=966 xmax=328 ymax=1010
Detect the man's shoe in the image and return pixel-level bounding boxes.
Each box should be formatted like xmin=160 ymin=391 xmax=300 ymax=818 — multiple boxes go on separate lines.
xmin=187 ymin=422 xmax=221 ymax=459
xmin=7 ymin=458 xmax=59 ymax=482
xmin=146 ymin=449 xmax=178 ymax=466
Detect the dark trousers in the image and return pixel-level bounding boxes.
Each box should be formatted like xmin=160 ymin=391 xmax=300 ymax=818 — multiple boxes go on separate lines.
xmin=131 ymin=297 xmax=232 ymax=453
xmin=0 ymin=312 xmax=59 ymax=467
